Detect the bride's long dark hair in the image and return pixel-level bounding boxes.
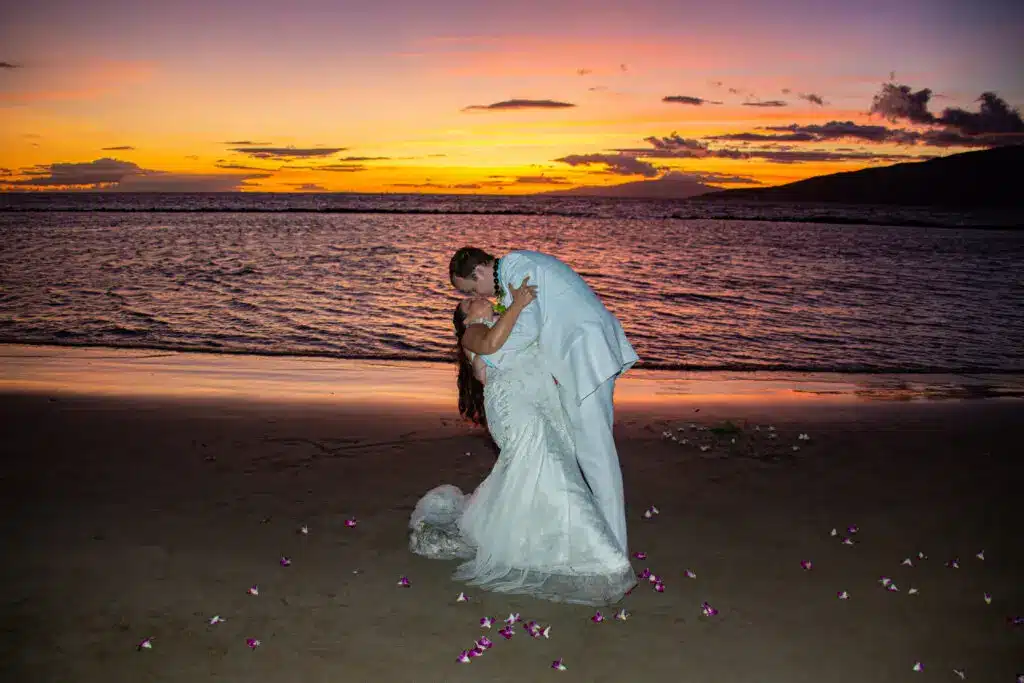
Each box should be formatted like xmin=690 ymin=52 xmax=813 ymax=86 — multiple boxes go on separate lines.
xmin=453 ymin=304 xmax=486 ymax=427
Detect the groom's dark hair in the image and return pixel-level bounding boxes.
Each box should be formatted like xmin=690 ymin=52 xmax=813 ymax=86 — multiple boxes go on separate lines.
xmin=449 ymin=247 xmax=494 ymax=284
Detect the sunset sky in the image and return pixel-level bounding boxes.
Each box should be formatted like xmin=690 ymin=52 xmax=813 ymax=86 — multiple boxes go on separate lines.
xmin=2 ymin=0 xmax=1022 ymax=193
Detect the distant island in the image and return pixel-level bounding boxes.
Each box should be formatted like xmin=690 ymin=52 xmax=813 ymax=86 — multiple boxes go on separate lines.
xmin=542 ymin=146 xmax=1023 ymax=208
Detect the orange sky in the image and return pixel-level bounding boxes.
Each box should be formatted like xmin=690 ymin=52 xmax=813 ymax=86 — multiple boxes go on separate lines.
xmin=2 ymin=0 xmax=1022 ymax=193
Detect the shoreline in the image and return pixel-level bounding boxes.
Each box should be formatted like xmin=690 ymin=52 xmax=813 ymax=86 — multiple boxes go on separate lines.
xmin=2 ymin=343 xmax=1023 ymax=408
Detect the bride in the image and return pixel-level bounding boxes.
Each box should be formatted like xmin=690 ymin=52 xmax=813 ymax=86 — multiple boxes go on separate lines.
xmin=409 ymin=279 xmax=636 ymax=605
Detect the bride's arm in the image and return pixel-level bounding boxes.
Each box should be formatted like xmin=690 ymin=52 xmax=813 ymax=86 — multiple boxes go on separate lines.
xmin=461 ymin=277 xmax=536 ymax=356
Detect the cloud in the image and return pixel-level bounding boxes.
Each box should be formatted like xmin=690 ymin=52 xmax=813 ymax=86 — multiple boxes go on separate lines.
xmin=576 ymin=68 xmax=592 ymax=76
xmin=184 ymin=155 xmax=200 ymax=160
xmin=662 ymin=95 xmax=723 ymax=105
xmin=0 ymin=168 xmax=11 ymax=176
xmin=798 ymin=93 xmax=826 ymax=106
xmin=868 ymin=82 xmax=1024 ymax=143
xmin=707 ymin=132 xmax=817 ymax=142
xmin=215 ymin=162 xmax=273 ymax=171
xmin=869 ymin=83 xmax=935 ymax=124
xmin=223 ymin=140 xmax=272 ymax=145
xmin=693 ymin=171 xmax=762 ymax=185
xmin=553 ymin=153 xmax=659 ymax=177
xmin=101 ymin=145 xmax=135 ymax=151
xmin=286 ymin=183 xmax=329 ymax=191
xmin=462 ymin=99 xmax=576 ymax=111
xmin=588 ymin=86 xmax=608 ymax=92
xmin=289 ymin=164 xmax=369 ymax=173
xmin=336 ymin=156 xmax=389 ymax=161
xmin=1 ymin=62 xmax=21 ymax=69
xmin=742 ymin=100 xmax=788 ymax=107
xmin=514 ymin=175 xmax=571 ymax=185
xmin=1 ymin=157 xmax=268 ymax=191
xmin=228 ymin=146 xmax=345 ymax=160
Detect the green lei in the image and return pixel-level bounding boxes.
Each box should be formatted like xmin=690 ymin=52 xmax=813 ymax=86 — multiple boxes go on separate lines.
xmin=492 ymin=258 xmax=506 ymax=313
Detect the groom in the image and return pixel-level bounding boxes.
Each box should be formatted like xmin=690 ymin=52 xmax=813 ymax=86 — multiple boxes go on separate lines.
xmin=449 ymin=247 xmax=638 ymax=553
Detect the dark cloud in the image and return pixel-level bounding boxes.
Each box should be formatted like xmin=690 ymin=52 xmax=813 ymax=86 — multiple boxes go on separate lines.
xmin=588 ymin=86 xmax=608 ymax=92
xmin=744 ymin=150 xmax=928 ymax=164
xmin=289 ymin=164 xmax=369 ymax=173
xmin=799 ymin=93 xmax=826 ymax=106
xmin=1 ymin=158 xmax=268 ymax=191
xmin=869 ymin=82 xmax=1024 ymax=144
xmin=229 ymin=146 xmax=345 ymax=160
xmin=1 ymin=61 xmax=20 ymax=69
xmin=939 ymin=92 xmax=1024 ymax=135
xmin=223 ymin=140 xmax=272 ymax=145
xmin=662 ymin=95 xmax=723 ymax=105
xmin=707 ymin=132 xmax=817 ymax=142
xmin=462 ymin=99 xmax=576 ymax=111
xmin=743 ymin=100 xmax=788 ymax=107
xmin=761 ymin=121 xmax=897 ymax=143
xmin=643 ymin=133 xmax=708 ymax=152
xmin=286 ymin=183 xmax=329 ymax=191
xmin=869 ymin=83 xmax=935 ymax=124
xmin=576 ymin=68 xmax=592 ymax=76
xmin=553 ymin=153 xmax=658 ymax=177
xmin=215 ymin=162 xmax=272 ymax=171
xmin=708 ymin=80 xmax=723 ymax=88
xmin=336 ymin=156 xmax=389 ymax=162
xmin=0 ymin=168 xmax=11 ymax=176
xmin=515 ymin=175 xmax=571 ymax=184
xmin=101 ymin=145 xmax=135 ymax=151
xmin=781 ymin=88 xmax=792 ymax=95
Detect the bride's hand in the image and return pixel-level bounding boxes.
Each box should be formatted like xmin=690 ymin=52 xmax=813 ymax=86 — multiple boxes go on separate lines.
xmin=509 ymin=276 xmax=537 ymax=308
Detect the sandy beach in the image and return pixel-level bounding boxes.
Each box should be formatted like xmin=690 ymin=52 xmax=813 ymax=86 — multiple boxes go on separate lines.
xmin=1 ymin=346 xmax=1022 ymax=682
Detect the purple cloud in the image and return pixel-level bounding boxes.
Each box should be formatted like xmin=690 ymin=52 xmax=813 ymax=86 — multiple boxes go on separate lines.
xmin=463 ymin=99 xmax=576 ymax=111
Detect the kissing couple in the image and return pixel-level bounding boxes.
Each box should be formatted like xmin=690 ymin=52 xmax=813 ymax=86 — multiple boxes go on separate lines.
xmin=409 ymin=247 xmax=640 ymax=606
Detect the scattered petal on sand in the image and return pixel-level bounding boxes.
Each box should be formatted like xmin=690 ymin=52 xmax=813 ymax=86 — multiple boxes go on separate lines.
xmin=498 ymin=625 xmax=514 ymax=640
xmin=947 ymin=559 xmax=960 ymax=569
xmin=887 ymin=583 xmax=899 ymax=592
xmin=879 ymin=577 xmax=892 ymax=587
xmin=917 ymin=551 xmax=927 ymax=560
xmin=975 ymin=550 xmax=985 ymax=561
xmin=615 ymin=609 xmax=630 ymax=621
xmin=208 ymin=615 xmax=226 ymax=625
xmin=647 ymin=573 xmax=660 ymax=584
xmin=541 ymin=625 xmax=551 ymax=638
xmin=847 ymin=525 xmax=859 ymax=534
xmin=476 ymin=636 xmax=494 ymax=650
xmin=299 ymin=525 xmax=309 ymax=535
xmin=1009 ymin=616 xmax=1024 ymax=626
xmin=701 ymin=602 xmax=718 ymax=617
xmin=456 ymin=650 xmax=472 ymax=664
xmin=279 ymin=556 xmax=291 ymax=567
xmin=397 ymin=576 xmax=410 ymax=587
xmin=953 ymin=668 xmax=966 ymax=680
xmin=684 ymin=569 xmax=697 ymax=579
xmin=505 ymin=612 xmax=521 ymax=625
xmin=984 ymin=592 xmax=992 ymax=605
xmin=137 ymin=637 xmax=153 ymax=651
xmin=344 ymin=518 xmax=358 ymax=528
xmin=247 ymin=585 xmax=259 ymax=596
xmin=654 ymin=581 xmax=665 ymax=592
xmin=912 ymin=661 xmax=923 ymax=672
xmin=552 ymin=658 xmax=568 ymax=671
xmin=792 ymin=445 xmax=800 ymax=452
xmin=837 ymin=591 xmax=850 ymax=600
xmin=591 ymin=611 xmax=605 ymax=623
xmin=841 ymin=537 xmax=855 ymax=546
xmin=830 ymin=528 xmax=838 ymax=536
xmin=246 ymin=638 xmax=261 ymax=650
xmin=633 ymin=551 xmax=648 ymax=560
xmin=480 ymin=617 xmax=494 ymax=629
xmin=908 ymin=587 xmax=919 ymax=595
xmin=456 ymin=592 xmax=469 ymax=602
xmin=638 ymin=568 xmax=652 ymax=580
xmin=800 ymin=560 xmax=813 ymax=570
xmin=901 ymin=558 xmax=913 ymax=567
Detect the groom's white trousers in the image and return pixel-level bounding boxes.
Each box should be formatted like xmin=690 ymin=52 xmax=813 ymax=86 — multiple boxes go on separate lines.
xmin=561 ymin=379 xmax=628 ymax=554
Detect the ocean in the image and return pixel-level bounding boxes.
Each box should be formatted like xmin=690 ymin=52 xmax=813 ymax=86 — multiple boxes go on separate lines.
xmin=1 ymin=192 xmax=1022 ymax=373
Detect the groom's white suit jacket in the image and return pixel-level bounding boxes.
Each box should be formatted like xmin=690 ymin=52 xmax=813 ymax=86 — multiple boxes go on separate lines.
xmin=490 ymin=250 xmax=638 ymax=404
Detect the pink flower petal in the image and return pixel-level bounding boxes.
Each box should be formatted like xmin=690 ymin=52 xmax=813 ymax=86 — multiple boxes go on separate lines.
xmin=552 ymin=658 xmax=567 ymax=671
xmin=246 ymin=638 xmax=261 ymax=650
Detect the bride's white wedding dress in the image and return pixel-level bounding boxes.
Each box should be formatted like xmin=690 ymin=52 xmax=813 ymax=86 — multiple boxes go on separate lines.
xmin=409 ymin=318 xmax=636 ymax=606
